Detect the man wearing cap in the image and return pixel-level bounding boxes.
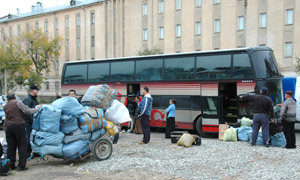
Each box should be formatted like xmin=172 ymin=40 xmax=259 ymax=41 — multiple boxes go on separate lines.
xmin=241 ymin=87 xmax=275 ymax=147
xmin=22 ymin=85 xmax=40 ymax=158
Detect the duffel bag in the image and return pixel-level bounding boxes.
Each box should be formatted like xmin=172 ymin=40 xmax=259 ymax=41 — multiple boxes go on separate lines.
xmin=177 ymin=133 xmax=194 ymax=147
xmin=31 ymin=129 xmax=64 ymax=146
xmin=105 ymin=121 xmax=120 ymax=136
xmin=248 ymin=132 xmax=265 ymax=146
xmin=63 ymin=129 xmax=91 ymax=144
xmin=0 ymin=158 xmax=11 ymax=176
xmin=271 ymin=132 xmax=286 ymax=147
xmin=31 ymin=143 xmax=63 ymax=157
xmin=104 ymin=100 xmax=132 ymax=124
xmin=60 ymin=115 xmax=79 ymax=134
xmin=90 ymin=128 xmax=106 ymax=141
xmin=52 ymin=97 xmax=84 ymax=116
xmin=89 ymin=84 xmax=116 ymax=109
xmin=223 ymin=128 xmax=237 ymax=142
xmin=62 ymin=140 xmax=90 ymax=159
xmin=236 ymin=127 xmax=252 ymax=142
xmin=33 ymin=105 xmax=62 ymax=133
xmin=78 ymin=107 xmax=107 ymax=134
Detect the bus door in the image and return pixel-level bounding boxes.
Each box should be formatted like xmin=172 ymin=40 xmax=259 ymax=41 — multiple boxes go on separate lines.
xmin=127 ymin=84 xmax=141 ymax=99
xmin=201 ymin=96 xmax=221 ymax=133
xmin=218 ymin=82 xmax=238 ymax=124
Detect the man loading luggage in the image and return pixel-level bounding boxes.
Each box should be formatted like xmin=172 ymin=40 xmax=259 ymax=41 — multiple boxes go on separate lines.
xmin=4 ymin=93 xmax=42 ymax=171
xmin=23 ymin=85 xmax=40 ymax=158
xmin=240 ymin=87 xmax=275 ymax=147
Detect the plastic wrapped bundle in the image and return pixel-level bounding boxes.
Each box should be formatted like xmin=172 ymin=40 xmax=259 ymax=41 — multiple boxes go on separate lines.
xmin=30 ymin=129 xmax=64 ymax=146
xmin=105 ymin=121 xmax=120 ymax=136
xmin=236 ymin=127 xmax=252 ymax=142
xmin=31 ymin=143 xmax=63 ymax=157
xmin=60 ymin=115 xmax=79 ymax=134
xmin=52 ymin=97 xmax=84 ymax=116
xmin=104 ymin=100 xmax=132 ymax=124
xmin=78 ymin=107 xmax=107 ymax=134
xmin=248 ymin=132 xmax=265 ymax=146
xmin=90 ymin=128 xmax=106 ymax=141
xmin=62 ymin=140 xmax=90 ymax=159
xmin=63 ymin=129 xmax=91 ymax=144
xmin=270 ymin=132 xmax=286 ymax=147
xmin=33 ymin=105 xmax=62 ymax=133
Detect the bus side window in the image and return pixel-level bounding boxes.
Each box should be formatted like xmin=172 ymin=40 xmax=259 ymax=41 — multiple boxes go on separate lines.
xmin=202 ymin=97 xmax=218 ymax=115
xmin=233 ymin=54 xmax=253 ymax=79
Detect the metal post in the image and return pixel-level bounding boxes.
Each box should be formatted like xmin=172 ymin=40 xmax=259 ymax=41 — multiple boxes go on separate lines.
xmin=82 ymin=5 xmax=87 ymax=60
xmin=244 ymin=0 xmax=248 ymax=47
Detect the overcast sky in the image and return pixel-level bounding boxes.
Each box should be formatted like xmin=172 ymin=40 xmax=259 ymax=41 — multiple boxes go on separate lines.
xmin=0 ymin=0 xmax=70 ymax=17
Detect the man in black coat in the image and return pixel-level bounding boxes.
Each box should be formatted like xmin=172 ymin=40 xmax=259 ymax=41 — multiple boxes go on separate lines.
xmin=22 ymin=85 xmax=40 ymax=158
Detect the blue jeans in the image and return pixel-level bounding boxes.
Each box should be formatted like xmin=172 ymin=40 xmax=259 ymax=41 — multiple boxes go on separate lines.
xmin=251 ymin=114 xmax=270 ymax=145
xmin=25 ymin=122 xmax=33 ymax=157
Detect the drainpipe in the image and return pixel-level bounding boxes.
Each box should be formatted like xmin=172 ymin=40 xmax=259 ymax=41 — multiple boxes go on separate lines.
xmin=150 ymin=0 xmax=153 ymax=50
xmin=82 ymin=5 xmax=87 ymax=60
xmin=244 ymin=0 xmax=247 ymax=47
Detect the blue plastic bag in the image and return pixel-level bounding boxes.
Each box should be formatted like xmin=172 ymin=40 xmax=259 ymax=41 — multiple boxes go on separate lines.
xmin=248 ymin=132 xmax=265 ymax=146
xmin=33 ymin=105 xmax=62 ymax=133
xmin=236 ymin=127 xmax=252 ymax=142
xmin=271 ymin=132 xmax=286 ymax=147
xmin=52 ymin=97 xmax=84 ymax=116
xmin=30 ymin=129 xmax=64 ymax=146
xmin=60 ymin=115 xmax=79 ymax=134
xmin=90 ymin=128 xmax=106 ymax=141
xmin=62 ymin=140 xmax=90 ymax=159
xmin=31 ymin=143 xmax=63 ymax=157
xmin=63 ymin=129 xmax=91 ymax=144
xmin=78 ymin=107 xmax=107 ymax=133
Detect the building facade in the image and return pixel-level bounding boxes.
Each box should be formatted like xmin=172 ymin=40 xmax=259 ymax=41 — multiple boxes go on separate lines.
xmin=0 ymin=0 xmax=299 ymax=96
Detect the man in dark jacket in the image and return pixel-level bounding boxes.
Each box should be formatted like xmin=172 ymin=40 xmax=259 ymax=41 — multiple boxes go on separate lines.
xmin=4 ymin=93 xmax=41 ymax=171
xmin=22 ymin=85 xmax=40 ymax=157
xmin=241 ymin=87 xmax=274 ymax=147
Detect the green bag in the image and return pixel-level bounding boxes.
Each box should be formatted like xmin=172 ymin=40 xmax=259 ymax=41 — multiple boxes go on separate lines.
xmin=223 ymin=128 xmax=237 ymax=142
xmin=241 ymin=117 xmax=253 ymax=127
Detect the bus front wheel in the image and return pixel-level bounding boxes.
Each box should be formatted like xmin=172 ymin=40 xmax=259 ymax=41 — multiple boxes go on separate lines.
xmin=196 ymin=117 xmax=216 ymax=138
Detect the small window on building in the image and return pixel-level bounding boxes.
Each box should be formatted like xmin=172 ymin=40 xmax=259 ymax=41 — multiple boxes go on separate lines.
xmin=285 ymin=42 xmax=292 ymax=57
xmin=195 ymin=22 xmax=201 ymax=35
xmin=159 ymin=27 xmax=164 ymax=39
xmin=214 ymin=19 xmax=220 ymax=33
xmin=44 ymin=20 xmax=48 ymax=32
xmin=176 ymin=24 xmax=181 ymax=37
xmin=214 ymin=0 xmax=220 ymax=4
xmin=260 ymin=13 xmax=267 ymax=28
xmin=46 ymin=81 xmax=50 ymax=90
xmin=142 ymin=4 xmax=148 ymax=16
xmin=55 ymin=18 xmax=59 ymax=30
xmin=143 ymin=29 xmax=148 ymax=41
xmin=66 ymin=39 xmax=69 ymax=49
xmin=35 ymin=21 xmax=39 ymax=29
xmin=55 ymin=81 xmax=60 ymax=91
xmin=17 ymin=25 xmax=21 ymax=36
xmin=91 ymin=36 xmax=95 ymax=47
xmin=195 ymin=0 xmax=202 ymax=7
xmin=238 ymin=16 xmax=244 ymax=30
xmin=176 ymin=0 xmax=182 ymax=10
xmin=26 ymin=24 xmax=30 ymax=33
xmin=9 ymin=27 xmax=12 ymax=37
xmin=77 ymin=38 xmax=81 ymax=48
xmin=76 ymin=14 xmax=81 ymax=27
xmin=286 ymin=9 xmax=293 ymax=25
xmin=158 ymin=1 xmax=164 ymax=14
xmin=91 ymin=12 xmax=95 ymax=24
xmin=55 ymin=60 xmax=59 ymax=71
xmin=65 ymin=17 xmax=69 ymax=28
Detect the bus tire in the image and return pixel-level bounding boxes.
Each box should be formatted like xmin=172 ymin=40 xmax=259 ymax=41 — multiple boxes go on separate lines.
xmin=196 ymin=117 xmax=217 ymax=138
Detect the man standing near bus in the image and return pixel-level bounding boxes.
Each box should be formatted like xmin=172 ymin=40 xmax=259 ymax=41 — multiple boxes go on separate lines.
xmin=241 ymin=87 xmax=274 ymax=147
xmin=138 ymin=87 xmax=153 ymax=144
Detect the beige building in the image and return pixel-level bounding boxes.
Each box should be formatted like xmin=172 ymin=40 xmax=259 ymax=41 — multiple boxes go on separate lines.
xmin=0 ymin=0 xmax=299 ymax=97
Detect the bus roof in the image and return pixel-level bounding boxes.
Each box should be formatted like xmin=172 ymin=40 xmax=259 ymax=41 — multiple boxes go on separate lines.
xmin=65 ymin=46 xmax=272 ymax=64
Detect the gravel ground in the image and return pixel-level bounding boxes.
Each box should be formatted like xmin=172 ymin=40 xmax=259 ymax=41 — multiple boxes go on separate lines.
xmin=79 ymin=132 xmax=300 ymax=180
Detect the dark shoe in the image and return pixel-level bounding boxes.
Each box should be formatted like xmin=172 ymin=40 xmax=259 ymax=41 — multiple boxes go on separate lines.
xmin=17 ymin=167 xmax=28 ymax=171
xmin=11 ymin=166 xmax=17 ymax=170
xmin=250 ymin=144 xmax=255 ymax=147
xmin=265 ymin=144 xmax=270 ymax=148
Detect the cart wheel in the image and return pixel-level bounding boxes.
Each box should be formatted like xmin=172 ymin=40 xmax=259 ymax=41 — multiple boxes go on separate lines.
xmin=92 ymin=138 xmax=113 ymax=161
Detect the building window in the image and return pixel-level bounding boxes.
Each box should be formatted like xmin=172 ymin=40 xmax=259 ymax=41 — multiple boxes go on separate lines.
xmin=76 ymin=14 xmax=81 ymax=27
xmin=238 ymin=16 xmax=244 ymax=30
xmin=159 ymin=27 xmax=164 ymax=39
xmin=44 ymin=20 xmax=48 ymax=32
xmin=55 ymin=81 xmax=60 ymax=91
xmin=91 ymin=36 xmax=95 ymax=47
xmin=66 ymin=39 xmax=69 ymax=49
xmin=195 ymin=0 xmax=202 ymax=7
xmin=142 ymin=4 xmax=148 ymax=16
xmin=9 ymin=27 xmax=12 ymax=37
xmin=260 ymin=13 xmax=267 ymax=28
xmin=286 ymin=9 xmax=293 ymax=25
xmin=35 ymin=21 xmax=39 ymax=29
xmin=176 ymin=24 xmax=181 ymax=37
xmin=214 ymin=19 xmax=220 ymax=33
xmin=158 ymin=1 xmax=164 ymax=14
xmin=55 ymin=18 xmax=59 ymax=30
xmin=176 ymin=0 xmax=182 ymax=10
xmin=214 ymin=0 xmax=220 ymax=4
xmin=55 ymin=60 xmax=59 ymax=71
xmin=285 ymin=42 xmax=292 ymax=57
xmin=195 ymin=22 xmax=201 ymax=35
xmin=65 ymin=17 xmax=69 ymax=29
xmin=77 ymin=38 xmax=81 ymax=48
xmin=91 ymin=12 xmax=95 ymax=24
xmin=26 ymin=24 xmax=30 ymax=33
xmin=143 ymin=29 xmax=148 ymax=41
xmin=17 ymin=25 xmax=21 ymax=36
xmin=46 ymin=81 xmax=50 ymax=90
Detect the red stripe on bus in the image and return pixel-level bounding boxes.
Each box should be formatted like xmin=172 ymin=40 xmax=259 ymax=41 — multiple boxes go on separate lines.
xmin=202 ymin=127 xmax=219 ymax=132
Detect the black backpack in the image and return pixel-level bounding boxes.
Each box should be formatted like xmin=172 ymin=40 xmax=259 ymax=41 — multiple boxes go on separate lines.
xmin=0 ymin=158 xmax=11 ymax=176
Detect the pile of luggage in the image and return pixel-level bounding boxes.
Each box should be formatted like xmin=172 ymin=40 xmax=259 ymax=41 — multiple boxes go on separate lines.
xmin=30 ymin=84 xmax=131 ymax=160
xmin=219 ymin=117 xmax=286 ymax=147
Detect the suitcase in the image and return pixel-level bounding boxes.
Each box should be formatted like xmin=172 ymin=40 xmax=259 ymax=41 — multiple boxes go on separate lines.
xmin=171 ymin=131 xmax=188 ymax=144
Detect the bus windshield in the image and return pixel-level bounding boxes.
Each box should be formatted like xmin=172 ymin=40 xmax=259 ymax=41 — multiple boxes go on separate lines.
xmin=251 ymin=51 xmax=280 ymax=78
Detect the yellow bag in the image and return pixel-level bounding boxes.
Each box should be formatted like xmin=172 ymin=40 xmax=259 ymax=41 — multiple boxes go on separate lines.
xmin=105 ymin=121 xmax=120 ymax=136
xmin=177 ymin=133 xmax=195 ymax=147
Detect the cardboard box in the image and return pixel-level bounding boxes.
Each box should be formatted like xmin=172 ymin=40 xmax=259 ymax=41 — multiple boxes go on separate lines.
xmin=218 ymin=124 xmax=230 ymax=141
